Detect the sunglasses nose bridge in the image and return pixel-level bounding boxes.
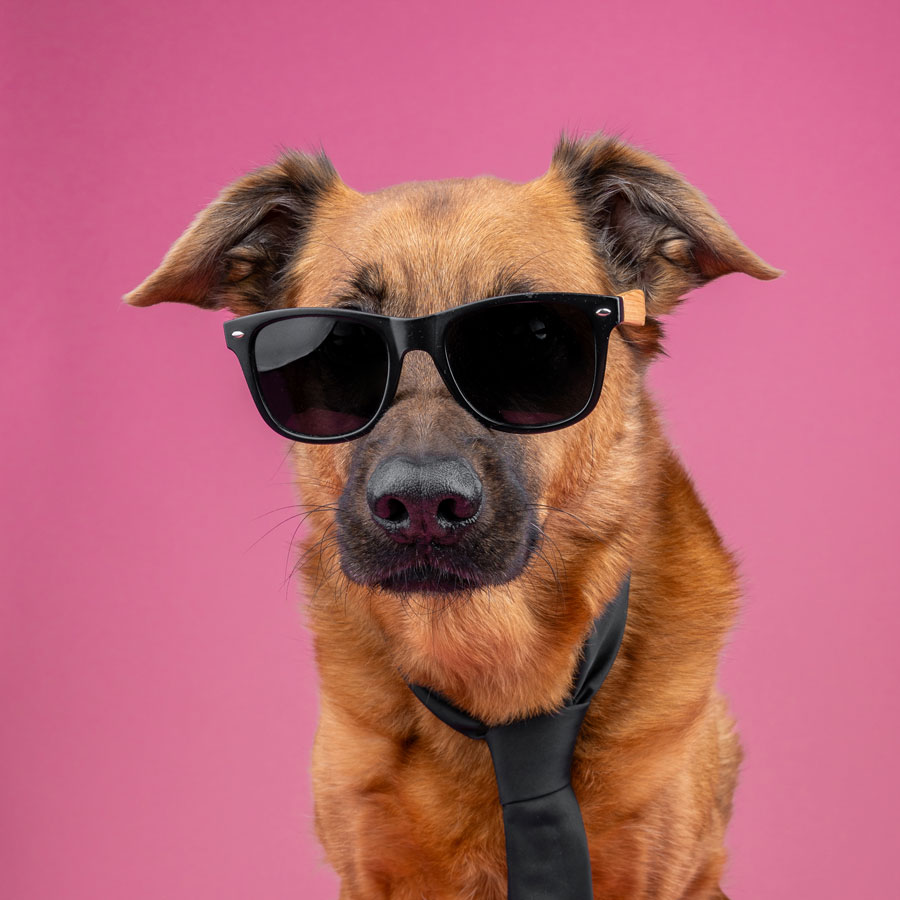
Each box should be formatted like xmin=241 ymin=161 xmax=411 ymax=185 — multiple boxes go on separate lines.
xmin=390 ymin=314 xmax=439 ymax=357
xmin=390 ymin=315 xmax=450 ymax=401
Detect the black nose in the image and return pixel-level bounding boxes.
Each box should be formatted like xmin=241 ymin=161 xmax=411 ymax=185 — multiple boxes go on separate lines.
xmin=366 ymin=455 xmax=483 ymax=545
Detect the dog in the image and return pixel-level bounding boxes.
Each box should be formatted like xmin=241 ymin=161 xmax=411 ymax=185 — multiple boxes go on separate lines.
xmin=126 ymin=132 xmax=779 ymax=899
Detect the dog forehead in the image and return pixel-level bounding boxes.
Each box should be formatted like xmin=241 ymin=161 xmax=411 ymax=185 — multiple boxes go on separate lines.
xmin=289 ymin=172 xmax=605 ymax=314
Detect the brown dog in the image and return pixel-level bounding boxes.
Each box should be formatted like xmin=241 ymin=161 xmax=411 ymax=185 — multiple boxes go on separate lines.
xmin=126 ymin=133 xmax=779 ymax=899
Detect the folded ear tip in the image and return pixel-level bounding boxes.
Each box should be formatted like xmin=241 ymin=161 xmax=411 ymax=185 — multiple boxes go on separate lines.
xmin=122 ymin=286 xmax=152 ymax=307
xmin=737 ymin=248 xmax=782 ymax=282
xmin=757 ymin=262 xmax=784 ymax=281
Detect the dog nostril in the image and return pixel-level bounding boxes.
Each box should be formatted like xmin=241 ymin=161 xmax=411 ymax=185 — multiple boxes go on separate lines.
xmin=383 ymin=498 xmax=408 ymax=524
xmin=373 ymin=496 xmax=410 ymax=524
xmin=437 ymin=496 xmax=477 ymax=524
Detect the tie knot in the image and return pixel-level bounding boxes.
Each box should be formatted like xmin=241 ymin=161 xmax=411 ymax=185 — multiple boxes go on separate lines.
xmin=485 ymin=701 xmax=591 ymax=805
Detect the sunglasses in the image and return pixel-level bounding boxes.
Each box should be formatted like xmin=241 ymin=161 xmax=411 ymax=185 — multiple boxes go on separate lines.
xmin=224 ymin=290 xmax=645 ymax=443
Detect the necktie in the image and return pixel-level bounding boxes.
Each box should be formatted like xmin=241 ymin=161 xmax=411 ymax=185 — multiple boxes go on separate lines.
xmin=408 ymin=575 xmax=630 ymax=900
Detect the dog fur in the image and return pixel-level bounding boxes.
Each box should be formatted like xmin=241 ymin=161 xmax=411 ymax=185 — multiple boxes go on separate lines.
xmin=126 ymin=133 xmax=779 ymax=899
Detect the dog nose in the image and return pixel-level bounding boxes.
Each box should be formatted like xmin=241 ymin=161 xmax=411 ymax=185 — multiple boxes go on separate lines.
xmin=366 ymin=455 xmax=483 ymax=545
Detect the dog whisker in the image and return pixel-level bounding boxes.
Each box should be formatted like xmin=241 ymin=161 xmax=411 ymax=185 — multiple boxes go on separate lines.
xmin=246 ymin=504 xmax=339 ymax=555
xmin=285 ymin=523 xmax=339 ymax=595
xmin=528 ymin=521 xmax=567 ymax=596
xmin=254 ymin=502 xmax=339 ymax=520
xmin=527 ymin=503 xmax=604 ymax=542
xmin=283 ymin=507 xmax=339 ymax=586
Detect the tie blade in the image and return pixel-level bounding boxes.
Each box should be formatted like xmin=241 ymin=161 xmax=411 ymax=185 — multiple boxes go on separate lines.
xmin=501 ymin=785 xmax=593 ymax=900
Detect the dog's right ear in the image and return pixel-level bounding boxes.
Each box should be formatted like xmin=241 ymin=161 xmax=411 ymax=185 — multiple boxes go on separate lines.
xmin=550 ymin=134 xmax=781 ymax=318
xmin=124 ymin=152 xmax=339 ymax=315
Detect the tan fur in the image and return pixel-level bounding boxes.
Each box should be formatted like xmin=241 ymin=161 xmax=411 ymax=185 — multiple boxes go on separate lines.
xmin=126 ymin=135 xmax=778 ymax=898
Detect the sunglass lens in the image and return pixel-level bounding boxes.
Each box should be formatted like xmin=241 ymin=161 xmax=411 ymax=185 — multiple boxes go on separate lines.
xmin=253 ymin=316 xmax=389 ymax=438
xmin=445 ymin=301 xmax=597 ymax=428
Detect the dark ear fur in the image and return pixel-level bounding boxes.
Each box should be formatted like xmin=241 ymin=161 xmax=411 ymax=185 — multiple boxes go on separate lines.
xmin=124 ymin=151 xmax=337 ymax=314
xmin=552 ymin=134 xmax=781 ymax=323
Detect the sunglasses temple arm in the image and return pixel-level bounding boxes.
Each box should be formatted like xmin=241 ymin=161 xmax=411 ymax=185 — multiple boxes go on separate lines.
xmin=618 ymin=290 xmax=646 ymax=326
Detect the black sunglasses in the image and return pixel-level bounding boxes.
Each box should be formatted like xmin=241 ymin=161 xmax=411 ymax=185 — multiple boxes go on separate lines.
xmin=224 ymin=291 xmax=645 ymax=443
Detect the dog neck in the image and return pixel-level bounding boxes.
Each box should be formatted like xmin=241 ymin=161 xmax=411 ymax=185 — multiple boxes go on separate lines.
xmin=406 ymin=575 xmax=630 ymax=900
xmin=407 ymin=574 xmax=630 ymax=734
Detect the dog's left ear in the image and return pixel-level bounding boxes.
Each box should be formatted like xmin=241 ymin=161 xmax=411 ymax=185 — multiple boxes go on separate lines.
xmin=551 ymin=134 xmax=781 ymax=318
xmin=124 ymin=151 xmax=340 ymax=315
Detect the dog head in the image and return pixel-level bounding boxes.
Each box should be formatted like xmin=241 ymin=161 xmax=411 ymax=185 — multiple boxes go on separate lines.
xmin=126 ymin=135 xmax=778 ymax=719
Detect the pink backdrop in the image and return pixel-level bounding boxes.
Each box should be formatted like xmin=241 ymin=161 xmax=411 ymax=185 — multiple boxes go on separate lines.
xmin=3 ymin=0 xmax=898 ymax=897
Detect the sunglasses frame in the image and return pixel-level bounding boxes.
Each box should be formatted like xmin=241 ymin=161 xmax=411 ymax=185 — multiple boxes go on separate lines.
xmin=224 ymin=290 xmax=646 ymax=443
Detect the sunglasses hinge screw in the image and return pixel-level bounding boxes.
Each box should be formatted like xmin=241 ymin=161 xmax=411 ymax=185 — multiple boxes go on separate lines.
xmin=231 ymin=331 xmax=245 ymax=338
xmin=595 ymin=308 xmax=611 ymax=317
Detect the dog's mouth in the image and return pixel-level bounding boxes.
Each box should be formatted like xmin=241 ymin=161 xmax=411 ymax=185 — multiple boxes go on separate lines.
xmin=378 ymin=569 xmax=483 ymax=595
xmin=342 ymin=526 xmax=543 ymax=596
xmin=368 ymin=548 xmax=487 ymax=595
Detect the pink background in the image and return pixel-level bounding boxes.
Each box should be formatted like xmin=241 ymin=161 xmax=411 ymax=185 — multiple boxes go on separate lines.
xmin=2 ymin=0 xmax=898 ymax=897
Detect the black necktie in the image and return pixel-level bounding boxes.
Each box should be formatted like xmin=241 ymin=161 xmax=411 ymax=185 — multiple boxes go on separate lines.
xmin=408 ymin=575 xmax=630 ymax=900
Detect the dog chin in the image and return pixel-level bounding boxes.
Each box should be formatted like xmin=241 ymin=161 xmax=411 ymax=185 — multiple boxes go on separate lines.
xmin=342 ymin=551 xmax=533 ymax=597
xmin=349 ymin=557 xmax=487 ymax=595
xmin=338 ymin=522 xmax=541 ymax=598
xmin=375 ymin=568 xmax=484 ymax=595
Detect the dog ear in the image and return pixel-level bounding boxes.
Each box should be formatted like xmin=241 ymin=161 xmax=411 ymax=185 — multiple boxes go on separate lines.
xmin=123 ymin=151 xmax=339 ymax=314
xmin=551 ymin=134 xmax=781 ymax=318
